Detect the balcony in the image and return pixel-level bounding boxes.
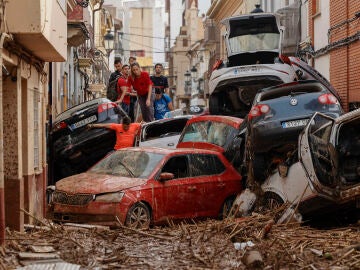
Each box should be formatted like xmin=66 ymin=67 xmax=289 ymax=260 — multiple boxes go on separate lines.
xmin=6 ymin=0 xmax=67 ymax=61
xmin=67 ymin=5 xmax=91 ymax=47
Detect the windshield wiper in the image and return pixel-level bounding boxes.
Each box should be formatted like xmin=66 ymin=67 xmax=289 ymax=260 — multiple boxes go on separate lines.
xmin=118 ymin=161 xmax=135 ymax=177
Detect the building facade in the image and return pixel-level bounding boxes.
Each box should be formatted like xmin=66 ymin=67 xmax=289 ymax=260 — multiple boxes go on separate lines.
xmin=0 ymin=0 xmax=67 ymax=244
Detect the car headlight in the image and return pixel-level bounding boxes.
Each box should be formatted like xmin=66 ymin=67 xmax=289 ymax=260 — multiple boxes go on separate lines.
xmin=95 ymin=192 xmax=124 ymax=202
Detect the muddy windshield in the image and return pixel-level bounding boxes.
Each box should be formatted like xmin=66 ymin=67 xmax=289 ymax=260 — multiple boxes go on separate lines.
xmin=89 ymin=150 xmax=164 ymax=178
xmin=229 ymin=33 xmax=280 ymax=54
xmin=180 ymin=121 xmax=237 ymax=147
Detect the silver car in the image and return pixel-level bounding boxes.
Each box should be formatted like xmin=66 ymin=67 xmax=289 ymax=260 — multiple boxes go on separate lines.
xmin=261 ymin=109 xmax=360 ymax=220
xmin=136 ymin=116 xmax=192 ymax=148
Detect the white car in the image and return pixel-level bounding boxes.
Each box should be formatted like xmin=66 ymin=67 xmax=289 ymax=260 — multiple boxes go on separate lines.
xmin=208 ymin=12 xmax=298 ymax=118
xmin=261 ymin=109 xmax=360 ymax=220
xmin=136 ymin=116 xmax=192 ymax=148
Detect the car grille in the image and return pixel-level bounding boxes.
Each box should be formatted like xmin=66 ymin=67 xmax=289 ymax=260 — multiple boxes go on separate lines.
xmin=53 ymin=191 xmax=94 ymax=206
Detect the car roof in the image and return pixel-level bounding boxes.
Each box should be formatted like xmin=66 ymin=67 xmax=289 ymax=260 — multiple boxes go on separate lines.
xmin=259 ymin=80 xmax=322 ymax=93
xmin=141 ymin=115 xmax=193 ymax=127
xmin=186 ymin=115 xmax=244 ymax=128
xmin=118 ymin=146 xmax=223 ymax=156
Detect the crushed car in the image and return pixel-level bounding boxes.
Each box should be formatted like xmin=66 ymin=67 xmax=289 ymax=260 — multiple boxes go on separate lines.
xmin=49 ymin=98 xmax=125 ymax=183
xmin=208 ymin=12 xmax=298 ymax=118
xmin=246 ymin=80 xmax=343 ymax=181
xmin=235 ymin=109 xmax=360 ymax=222
xmin=47 ymin=147 xmax=243 ymax=228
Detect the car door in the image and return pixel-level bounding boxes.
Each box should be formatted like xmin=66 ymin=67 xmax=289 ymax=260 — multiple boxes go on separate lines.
xmin=300 ymin=110 xmax=360 ymax=203
xmin=158 ymin=155 xmax=198 ymax=219
xmin=188 ymin=153 xmax=238 ymax=217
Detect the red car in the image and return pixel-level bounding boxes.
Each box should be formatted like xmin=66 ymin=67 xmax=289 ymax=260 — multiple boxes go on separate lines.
xmin=177 ymin=115 xmax=245 ymax=172
xmin=47 ymin=147 xmax=242 ymax=228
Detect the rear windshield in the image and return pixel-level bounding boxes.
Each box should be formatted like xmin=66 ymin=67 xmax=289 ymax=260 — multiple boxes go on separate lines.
xmin=259 ymin=83 xmax=325 ymax=101
xmin=180 ymin=121 xmax=237 ymax=147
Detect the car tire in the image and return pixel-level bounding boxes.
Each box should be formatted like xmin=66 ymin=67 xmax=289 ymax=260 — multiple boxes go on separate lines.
xmin=219 ymin=196 xmax=235 ymax=219
xmin=125 ymin=202 xmax=151 ymax=229
xmin=263 ymin=192 xmax=284 ymax=211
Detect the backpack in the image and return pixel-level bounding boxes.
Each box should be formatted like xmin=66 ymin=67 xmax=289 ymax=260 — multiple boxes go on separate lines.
xmin=106 ymin=75 xmax=120 ymax=101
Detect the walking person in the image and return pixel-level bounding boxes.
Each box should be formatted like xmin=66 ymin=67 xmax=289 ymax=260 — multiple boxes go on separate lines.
xmin=150 ymin=63 xmax=169 ymax=95
xmin=88 ymin=117 xmax=141 ymax=150
xmin=128 ymin=62 xmax=155 ymax=122
xmin=154 ymin=88 xmax=174 ymax=120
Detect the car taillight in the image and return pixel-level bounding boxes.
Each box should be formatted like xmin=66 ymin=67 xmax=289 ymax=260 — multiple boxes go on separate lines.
xmin=318 ymin=94 xmax=338 ymax=105
xmin=52 ymin=121 xmax=67 ymax=132
xmin=98 ymin=102 xmax=117 ymax=113
xmin=248 ymin=104 xmax=270 ymax=120
xmin=280 ymin=54 xmax=292 ymax=65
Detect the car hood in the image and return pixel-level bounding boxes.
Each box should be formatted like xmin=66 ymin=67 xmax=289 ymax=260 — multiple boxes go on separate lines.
xmin=55 ymin=172 xmax=147 ymax=194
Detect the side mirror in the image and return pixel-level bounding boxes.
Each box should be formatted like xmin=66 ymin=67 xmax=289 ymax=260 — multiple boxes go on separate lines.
xmin=159 ymin=172 xmax=174 ymax=182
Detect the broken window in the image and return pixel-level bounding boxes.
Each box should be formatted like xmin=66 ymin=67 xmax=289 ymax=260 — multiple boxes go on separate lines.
xmin=142 ymin=118 xmax=189 ymax=142
xmin=308 ymin=114 xmax=335 ymax=187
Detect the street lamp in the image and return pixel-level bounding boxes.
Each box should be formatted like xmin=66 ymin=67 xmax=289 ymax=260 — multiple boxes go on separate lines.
xmin=104 ymin=29 xmax=114 ymax=65
xmin=190 ymin=65 xmax=198 ymax=81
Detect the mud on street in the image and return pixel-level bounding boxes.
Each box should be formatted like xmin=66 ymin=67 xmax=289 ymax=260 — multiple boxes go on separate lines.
xmin=1 ymin=209 xmax=359 ymax=270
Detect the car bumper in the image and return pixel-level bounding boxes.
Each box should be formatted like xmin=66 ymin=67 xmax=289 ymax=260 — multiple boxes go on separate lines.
xmin=250 ymin=120 xmax=306 ymax=153
xmin=48 ymin=200 xmax=131 ymax=227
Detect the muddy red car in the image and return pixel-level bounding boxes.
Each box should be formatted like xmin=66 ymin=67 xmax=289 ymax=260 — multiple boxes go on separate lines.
xmin=47 ymin=147 xmax=242 ymax=228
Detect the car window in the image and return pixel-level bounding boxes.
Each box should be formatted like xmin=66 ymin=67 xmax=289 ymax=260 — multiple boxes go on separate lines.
xmin=89 ymin=150 xmax=164 ymax=178
xmin=229 ymin=33 xmax=280 ymax=54
xmin=190 ymin=154 xmax=225 ymax=177
xmin=181 ymin=121 xmax=237 ymax=147
xmin=260 ymin=83 xmax=324 ymax=101
xmin=142 ymin=118 xmax=189 ymax=142
xmin=308 ymin=114 xmax=336 ymax=187
xmin=161 ymin=155 xmax=190 ymax=179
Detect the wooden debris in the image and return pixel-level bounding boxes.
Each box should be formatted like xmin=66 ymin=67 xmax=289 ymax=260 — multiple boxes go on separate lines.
xmin=0 ymin=212 xmax=358 ymax=269
xmin=18 ymin=252 xmax=60 ymax=260
xmin=28 ymin=246 xmax=56 ymax=253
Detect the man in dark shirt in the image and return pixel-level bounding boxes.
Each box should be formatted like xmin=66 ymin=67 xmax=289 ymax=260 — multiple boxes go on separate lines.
xmin=109 ymin=59 xmax=123 ymax=82
xmin=150 ymin=63 xmax=169 ymax=95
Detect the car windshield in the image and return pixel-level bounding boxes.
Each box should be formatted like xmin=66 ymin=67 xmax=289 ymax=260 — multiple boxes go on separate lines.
xmin=229 ymin=33 xmax=280 ymax=54
xmin=89 ymin=150 xmax=164 ymax=178
xmin=181 ymin=121 xmax=237 ymax=147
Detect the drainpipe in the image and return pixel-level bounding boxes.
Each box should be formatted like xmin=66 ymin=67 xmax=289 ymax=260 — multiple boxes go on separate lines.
xmin=0 ymin=32 xmax=10 ymax=246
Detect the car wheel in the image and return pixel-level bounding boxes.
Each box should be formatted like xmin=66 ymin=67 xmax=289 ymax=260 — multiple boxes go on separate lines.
xmin=219 ymin=196 xmax=235 ymax=219
xmin=263 ymin=193 xmax=284 ymax=211
xmin=125 ymin=203 xmax=151 ymax=229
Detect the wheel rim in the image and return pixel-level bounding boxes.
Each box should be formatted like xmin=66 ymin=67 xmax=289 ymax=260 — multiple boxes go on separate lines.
xmin=127 ymin=205 xmax=150 ymax=229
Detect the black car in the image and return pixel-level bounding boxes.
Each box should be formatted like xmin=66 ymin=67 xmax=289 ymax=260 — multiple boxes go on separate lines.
xmin=246 ymin=80 xmax=343 ymax=181
xmin=49 ymin=98 xmax=125 ymax=183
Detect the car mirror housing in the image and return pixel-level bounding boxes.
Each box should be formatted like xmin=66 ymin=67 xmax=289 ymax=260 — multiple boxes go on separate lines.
xmin=159 ymin=172 xmax=174 ymax=181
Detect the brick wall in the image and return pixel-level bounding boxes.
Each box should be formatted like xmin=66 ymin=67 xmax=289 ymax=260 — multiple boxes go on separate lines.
xmin=308 ymin=0 xmax=360 ymax=111
xmin=329 ymin=0 xmax=360 ymax=111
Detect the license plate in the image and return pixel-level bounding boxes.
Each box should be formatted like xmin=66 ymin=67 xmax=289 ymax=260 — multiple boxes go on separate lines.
xmin=235 ymin=66 xmax=262 ymax=74
xmin=282 ymin=119 xmax=309 ymax=129
xmin=71 ymin=115 xmax=97 ymax=129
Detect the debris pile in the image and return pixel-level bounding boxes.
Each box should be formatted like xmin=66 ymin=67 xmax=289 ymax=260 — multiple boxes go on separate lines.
xmin=0 ymin=213 xmax=359 ymax=269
